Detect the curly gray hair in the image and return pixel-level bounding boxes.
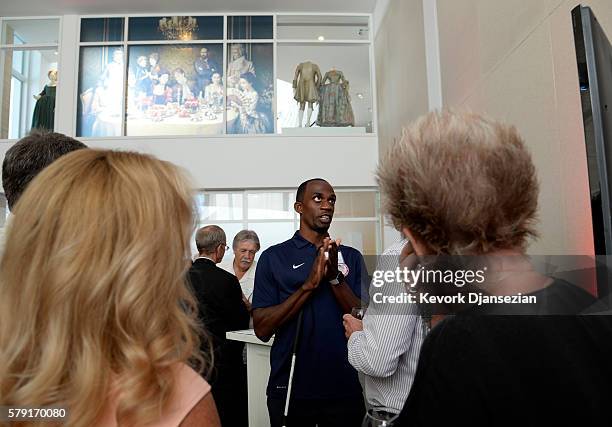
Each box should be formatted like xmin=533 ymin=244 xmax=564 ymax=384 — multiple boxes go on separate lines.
xmin=376 ymin=110 xmax=539 ymax=255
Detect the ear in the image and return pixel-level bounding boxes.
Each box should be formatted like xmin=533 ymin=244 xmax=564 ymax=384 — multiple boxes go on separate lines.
xmin=402 ymin=227 xmax=430 ymax=257
xmin=294 ymin=201 xmax=303 ymax=215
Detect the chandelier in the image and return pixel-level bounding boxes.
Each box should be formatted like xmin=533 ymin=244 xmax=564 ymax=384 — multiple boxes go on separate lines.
xmin=158 ymin=16 xmax=198 ymax=41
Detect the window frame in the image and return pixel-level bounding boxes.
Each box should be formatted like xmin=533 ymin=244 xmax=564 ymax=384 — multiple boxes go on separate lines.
xmin=195 ymin=187 xmax=381 ymax=256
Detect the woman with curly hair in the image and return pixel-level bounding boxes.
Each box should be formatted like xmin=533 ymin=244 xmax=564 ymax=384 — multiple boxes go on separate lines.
xmin=0 ymin=150 xmax=219 ymax=427
xmin=377 ymin=111 xmax=612 ymax=426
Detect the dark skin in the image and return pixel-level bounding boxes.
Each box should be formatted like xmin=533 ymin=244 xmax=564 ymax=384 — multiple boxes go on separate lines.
xmin=253 ymin=180 xmax=361 ymax=342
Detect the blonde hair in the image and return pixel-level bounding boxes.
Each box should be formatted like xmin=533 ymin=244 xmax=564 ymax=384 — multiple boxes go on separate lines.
xmin=377 ymin=110 xmax=539 ymax=254
xmin=0 ymin=150 xmax=206 ymax=427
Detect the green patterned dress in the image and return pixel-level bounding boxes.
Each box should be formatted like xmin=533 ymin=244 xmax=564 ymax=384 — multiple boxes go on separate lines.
xmin=316 ymin=70 xmax=355 ymax=127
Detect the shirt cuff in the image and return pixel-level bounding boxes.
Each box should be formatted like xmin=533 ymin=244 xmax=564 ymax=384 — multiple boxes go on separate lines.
xmin=347 ymin=330 xmax=365 ymax=366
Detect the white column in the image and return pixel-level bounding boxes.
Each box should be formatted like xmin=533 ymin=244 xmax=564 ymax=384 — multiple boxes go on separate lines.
xmin=423 ymin=0 xmax=443 ymax=110
xmin=55 ymin=15 xmax=79 ymax=136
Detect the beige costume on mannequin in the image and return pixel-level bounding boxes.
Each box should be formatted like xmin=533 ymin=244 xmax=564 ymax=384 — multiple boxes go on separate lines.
xmin=293 ymin=61 xmax=322 ymax=127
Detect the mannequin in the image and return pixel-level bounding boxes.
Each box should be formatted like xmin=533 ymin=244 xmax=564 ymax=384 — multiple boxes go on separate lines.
xmin=317 ymin=67 xmax=354 ymax=127
xmin=31 ymin=69 xmax=58 ymax=131
xmin=293 ymin=60 xmax=322 ymax=127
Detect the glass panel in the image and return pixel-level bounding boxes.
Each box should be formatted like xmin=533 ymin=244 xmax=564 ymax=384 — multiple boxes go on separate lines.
xmin=247 ymin=192 xmax=294 ymax=219
xmin=77 ymin=46 xmax=125 ymax=137
xmin=126 ymin=44 xmax=224 ymax=136
xmin=80 ymin=18 xmax=125 ymax=42
xmin=1 ymin=19 xmax=60 ymax=45
xmin=12 ymin=50 xmax=24 ymax=73
xmin=1 ymin=49 xmax=58 ymax=139
xmin=247 ymin=222 xmax=295 ymax=253
xmin=277 ymin=15 xmax=369 ymax=41
xmin=277 ymin=43 xmax=372 ymax=133
xmin=8 ymin=77 xmax=22 ymax=139
xmin=226 ymin=43 xmax=273 ymax=134
xmin=227 ymin=16 xmax=273 ymax=40
xmin=197 ymin=193 xmax=243 ymax=221
xmin=128 ymin=16 xmax=223 ymax=41
xmin=333 ymin=191 xmax=377 ymax=218
xmin=328 ymin=221 xmax=379 ymax=255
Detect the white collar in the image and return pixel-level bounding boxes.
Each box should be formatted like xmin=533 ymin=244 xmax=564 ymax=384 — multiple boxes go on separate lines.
xmin=197 ymin=256 xmax=216 ymax=264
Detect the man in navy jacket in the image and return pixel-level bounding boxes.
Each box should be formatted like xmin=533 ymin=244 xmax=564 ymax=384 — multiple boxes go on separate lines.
xmin=253 ymin=179 xmax=367 ymax=426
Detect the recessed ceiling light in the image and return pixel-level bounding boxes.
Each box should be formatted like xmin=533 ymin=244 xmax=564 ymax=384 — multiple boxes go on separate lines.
xmin=356 ymin=93 xmax=364 ymax=99
xmin=54 ymin=51 xmax=58 ymax=55
xmin=317 ymin=35 xmax=325 ymax=41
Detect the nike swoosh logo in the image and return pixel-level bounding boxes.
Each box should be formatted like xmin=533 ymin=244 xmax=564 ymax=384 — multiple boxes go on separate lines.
xmin=292 ymin=263 xmax=305 ymax=269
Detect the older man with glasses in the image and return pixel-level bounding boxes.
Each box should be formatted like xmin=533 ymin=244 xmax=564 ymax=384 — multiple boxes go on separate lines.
xmin=189 ymin=225 xmax=250 ymax=427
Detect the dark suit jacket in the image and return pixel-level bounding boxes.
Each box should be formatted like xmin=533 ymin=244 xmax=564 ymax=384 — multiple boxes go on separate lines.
xmin=188 ymin=258 xmax=250 ymax=386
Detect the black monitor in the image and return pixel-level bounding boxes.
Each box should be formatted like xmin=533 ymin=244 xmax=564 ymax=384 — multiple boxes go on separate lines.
xmin=572 ymin=5 xmax=612 ymax=256
xmin=573 ymin=5 xmax=612 ymax=300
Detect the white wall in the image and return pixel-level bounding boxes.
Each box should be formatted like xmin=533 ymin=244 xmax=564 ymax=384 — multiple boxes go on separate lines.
xmin=373 ymin=0 xmax=430 ymax=247
xmin=374 ymin=0 xmax=429 ymax=158
xmin=436 ymin=0 xmax=612 ymax=255
xmin=9 ymin=134 xmax=376 ymax=189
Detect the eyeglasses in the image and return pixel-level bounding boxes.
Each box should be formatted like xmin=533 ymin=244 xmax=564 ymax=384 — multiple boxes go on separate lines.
xmin=219 ymin=244 xmax=229 ymax=251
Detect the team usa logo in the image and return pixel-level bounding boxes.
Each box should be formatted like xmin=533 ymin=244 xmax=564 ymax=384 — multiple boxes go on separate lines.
xmin=338 ymin=263 xmax=350 ymax=277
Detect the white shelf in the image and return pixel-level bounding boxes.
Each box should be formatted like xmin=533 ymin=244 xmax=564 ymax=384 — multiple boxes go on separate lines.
xmin=281 ymin=126 xmax=367 ymax=136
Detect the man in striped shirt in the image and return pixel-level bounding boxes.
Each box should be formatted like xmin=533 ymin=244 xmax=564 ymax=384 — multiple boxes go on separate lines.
xmin=343 ymin=239 xmax=427 ymax=415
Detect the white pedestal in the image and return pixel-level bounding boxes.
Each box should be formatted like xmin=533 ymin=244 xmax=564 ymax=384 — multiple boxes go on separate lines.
xmin=227 ymin=329 xmax=274 ymax=427
xmin=281 ymin=126 xmax=367 ymax=136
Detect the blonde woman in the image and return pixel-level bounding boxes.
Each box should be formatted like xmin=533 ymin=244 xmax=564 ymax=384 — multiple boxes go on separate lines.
xmin=0 ymin=150 xmax=220 ymax=427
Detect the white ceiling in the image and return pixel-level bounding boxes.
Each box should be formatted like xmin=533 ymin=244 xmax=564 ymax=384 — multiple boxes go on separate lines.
xmin=0 ymin=0 xmax=377 ymax=17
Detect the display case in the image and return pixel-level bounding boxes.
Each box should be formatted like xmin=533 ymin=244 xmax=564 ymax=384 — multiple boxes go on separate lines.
xmin=0 ymin=17 xmax=60 ymax=139
xmin=276 ymin=43 xmax=372 ymax=133
xmin=276 ymin=15 xmax=373 ymax=134
xmin=1 ymin=13 xmax=375 ymax=139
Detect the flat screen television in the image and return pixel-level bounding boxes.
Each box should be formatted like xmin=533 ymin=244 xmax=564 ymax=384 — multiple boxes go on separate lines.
xmin=572 ymin=5 xmax=612 ymax=256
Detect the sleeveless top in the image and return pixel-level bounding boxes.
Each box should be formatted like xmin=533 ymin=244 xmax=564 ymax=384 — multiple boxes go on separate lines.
xmin=98 ymin=363 xmax=211 ymax=426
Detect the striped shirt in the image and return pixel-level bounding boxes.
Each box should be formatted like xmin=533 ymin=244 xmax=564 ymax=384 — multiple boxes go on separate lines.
xmin=347 ymin=239 xmax=428 ymax=414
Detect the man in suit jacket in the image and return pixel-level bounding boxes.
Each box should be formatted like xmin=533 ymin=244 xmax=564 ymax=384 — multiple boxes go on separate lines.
xmin=189 ymin=225 xmax=250 ymax=427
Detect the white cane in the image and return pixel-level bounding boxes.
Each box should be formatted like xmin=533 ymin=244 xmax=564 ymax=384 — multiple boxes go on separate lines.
xmin=281 ymin=309 xmax=304 ymax=427
xmin=282 ymin=247 xmax=340 ymax=426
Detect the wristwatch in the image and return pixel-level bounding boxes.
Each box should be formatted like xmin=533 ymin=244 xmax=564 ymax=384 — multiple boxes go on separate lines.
xmin=329 ymin=271 xmax=344 ymax=286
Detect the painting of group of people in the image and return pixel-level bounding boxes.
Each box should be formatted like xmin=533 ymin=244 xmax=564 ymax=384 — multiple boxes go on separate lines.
xmin=225 ymin=43 xmax=273 ymax=134
xmin=128 ymin=46 xmax=223 ymax=110
xmin=77 ymin=43 xmax=273 ymax=136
